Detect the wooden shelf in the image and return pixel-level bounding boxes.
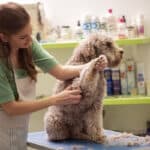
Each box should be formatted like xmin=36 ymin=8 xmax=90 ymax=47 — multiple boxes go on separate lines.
xmin=104 ymin=96 xmax=150 ymax=105
xmin=37 ymin=95 xmax=150 ymax=105
xmin=116 ymin=37 xmax=150 ymax=46
xmin=41 ymin=40 xmax=78 ymax=49
xmin=41 ymin=37 xmax=150 ymax=49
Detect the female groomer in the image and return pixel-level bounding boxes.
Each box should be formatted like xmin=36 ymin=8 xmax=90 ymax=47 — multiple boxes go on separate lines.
xmin=0 ymin=2 xmax=107 ymax=150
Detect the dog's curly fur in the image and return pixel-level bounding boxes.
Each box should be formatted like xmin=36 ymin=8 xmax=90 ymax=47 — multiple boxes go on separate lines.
xmin=44 ymin=33 xmax=123 ymax=143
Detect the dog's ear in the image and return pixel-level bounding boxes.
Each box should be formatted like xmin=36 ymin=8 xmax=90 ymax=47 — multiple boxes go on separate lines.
xmin=81 ymin=41 xmax=91 ymax=57
xmin=79 ymin=41 xmax=94 ymax=63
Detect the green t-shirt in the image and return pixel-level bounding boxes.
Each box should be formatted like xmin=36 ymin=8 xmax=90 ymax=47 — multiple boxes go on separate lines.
xmin=0 ymin=39 xmax=59 ymax=104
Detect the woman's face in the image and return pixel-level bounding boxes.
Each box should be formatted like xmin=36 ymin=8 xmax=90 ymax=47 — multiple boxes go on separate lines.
xmin=7 ymin=23 xmax=33 ymax=50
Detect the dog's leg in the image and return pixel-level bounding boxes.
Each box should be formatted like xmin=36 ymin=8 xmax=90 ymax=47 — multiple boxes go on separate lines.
xmin=70 ymin=122 xmax=92 ymax=140
xmin=78 ymin=57 xmax=105 ymax=92
xmin=71 ymin=57 xmax=106 ymax=143
xmin=70 ymin=109 xmax=105 ymax=143
xmin=44 ymin=110 xmax=70 ymax=141
xmin=69 ymin=119 xmax=98 ymax=141
xmin=71 ymin=126 xmax=104 ymax=142
xmin=83 ymin=108 xmax=106 ymax=143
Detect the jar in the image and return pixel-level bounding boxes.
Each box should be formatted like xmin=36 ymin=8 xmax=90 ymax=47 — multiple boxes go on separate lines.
xmin=61 ymin=25 xmax=72 ymax=40
xmin=127 ymin=25 xmax=138 ymax=38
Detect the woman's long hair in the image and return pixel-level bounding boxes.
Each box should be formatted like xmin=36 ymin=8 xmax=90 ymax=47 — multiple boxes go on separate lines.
xmin=0 ymin=2 xmax=37 ymax=81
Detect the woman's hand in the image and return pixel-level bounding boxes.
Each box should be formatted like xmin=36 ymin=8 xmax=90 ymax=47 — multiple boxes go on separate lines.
xmin=95 ymin=55 xmax=108 ymax=71
xmin=0 ymin=87 xmax=81 ymax=116
xmin=52 ymin=86 xmax=82 ymax=105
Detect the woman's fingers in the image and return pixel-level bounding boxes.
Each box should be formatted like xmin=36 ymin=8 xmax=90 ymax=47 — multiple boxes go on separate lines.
xmin=71 ymin=94 xmax=82 ymax=100
xmin=65 ymin=85 xmax=72 ymax=90
xmin=62 ymin=95 xmax=81 ymax=105
xmin=69 ymin=89 xmax=82 ymax=95
xmin=71 ymin=99 xmax=81 ymax=104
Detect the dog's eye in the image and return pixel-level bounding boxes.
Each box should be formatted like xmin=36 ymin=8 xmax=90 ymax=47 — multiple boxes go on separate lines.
xmin=93 ymin=45 xmax=99 ymax=56
xmin=93 ymin=45 xmax=97 ymax=51
xmin=106 ymin=41 xmax=112 ymax=48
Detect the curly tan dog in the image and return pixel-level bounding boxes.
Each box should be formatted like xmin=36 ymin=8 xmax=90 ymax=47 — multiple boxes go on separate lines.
xmin=44 ymin=33 xmax=123 ymax=143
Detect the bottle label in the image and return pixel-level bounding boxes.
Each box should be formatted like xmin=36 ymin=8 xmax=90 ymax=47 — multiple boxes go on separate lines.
xmin=91 ymin=22 xmax=100 ymax=30
xmin=138 ymin=25 xmax=144 ymax=36
xmin=82 ymin=23 xmax=91 ymax=31
xmin=137 ymin=73 xmax=144 ymax=82
xmin=100 ymin=23 xmax=107 ymax=30
xmin=104 ymin=69 xmax=113 ymax=95
xmin=111 ymin=69 xmax=121 ymax=95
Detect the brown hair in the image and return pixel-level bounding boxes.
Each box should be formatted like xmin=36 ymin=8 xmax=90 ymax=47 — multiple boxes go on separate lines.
xmin=0 ymin=2 xmax=37 ymax=81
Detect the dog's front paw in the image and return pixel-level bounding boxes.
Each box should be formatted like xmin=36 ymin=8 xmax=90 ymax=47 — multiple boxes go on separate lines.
xmin=95 ymin=55 xmax=108 ymax=71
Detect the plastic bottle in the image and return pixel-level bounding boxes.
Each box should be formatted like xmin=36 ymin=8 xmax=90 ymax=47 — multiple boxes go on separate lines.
xmin=136 ymin=62 xmax=145 ymax=95
xmin=61 ymin=25 xmax=72 ymax=40
xmin=104 ymin=68 xmax=113 ymax=96
xmin=91 ymin=16 xmax=100 ymax=33
xmin=126 ymin=58 xmax=136 ymax=95
xmin=146 ymin=121 xmax=150 ymax=135
xmin=120 ymin=60 xmax=128 ymax=95
xmin=111 ymin=67 xmax=121 ymax=95
xmin=117 ymin=17 xmax=128 ymax=39
xmin=136 ymin=14 xmax=145 ymax=37
xmin=122 ymin=15 xmax=127 ymax=24
xmin=127 ymin=17 xmax=138 ymax=39
xmin=74 ymin=20 xmax=83 ymax=40
xmin=106 ymin=8 xmax=117 ymax=38
xmin=99 ymin=16 xmax=107 ymax=35
xmin=81 ymin=14 xmax=92 ymax=38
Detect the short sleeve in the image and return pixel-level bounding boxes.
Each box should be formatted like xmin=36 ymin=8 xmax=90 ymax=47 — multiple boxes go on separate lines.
xmin=0 ymin=67 xmax=15 ymax=104
xmin=32 ymin=39 xmax=59 ymax=72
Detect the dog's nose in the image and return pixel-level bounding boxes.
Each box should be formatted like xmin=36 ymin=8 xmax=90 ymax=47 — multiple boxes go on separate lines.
xmin=119 ymin=49 xmax=124 ymax=58
xmin=119 ymin=50 xmax=124 ymax=55
xmin=120 ymin=51 xmax=124 ymax=55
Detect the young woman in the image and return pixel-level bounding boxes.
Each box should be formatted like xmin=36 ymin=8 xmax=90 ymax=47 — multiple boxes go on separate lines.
xmin=0 ymin=2 xmax=107 ymax=150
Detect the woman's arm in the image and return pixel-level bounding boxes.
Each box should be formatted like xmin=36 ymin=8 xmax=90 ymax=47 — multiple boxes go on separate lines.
xmin=1 ymin=87 xmax=81 ymax=116
xmin=49 ymin=64 xmax=88 ymax=80
xmin=49 ymin=55 xmax=108 ymax=80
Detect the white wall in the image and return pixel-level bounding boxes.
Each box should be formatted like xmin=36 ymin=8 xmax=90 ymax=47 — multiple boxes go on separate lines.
xmin=42 ymin=0 xmax=150 ymax=36
xmin=1 ymin=0 xmax=150 ymax=35
xmin=0 ymin=0 xmax=40 ymax=4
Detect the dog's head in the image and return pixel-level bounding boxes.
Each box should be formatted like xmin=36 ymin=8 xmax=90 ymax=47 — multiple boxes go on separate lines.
xmin=72 ymin=33 xmax=123 ymax=67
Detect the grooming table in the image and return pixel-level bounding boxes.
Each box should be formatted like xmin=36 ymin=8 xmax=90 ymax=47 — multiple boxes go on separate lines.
xmin=27 ymin=130 xmax=150 ymax=150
